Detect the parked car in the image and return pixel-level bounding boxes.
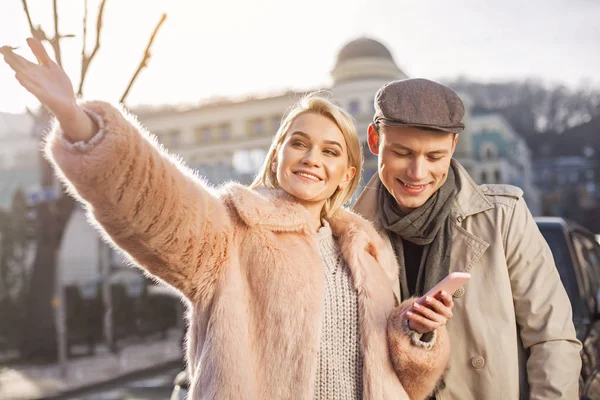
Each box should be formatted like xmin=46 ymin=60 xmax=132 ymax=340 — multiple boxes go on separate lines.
xmin=169 ymin=216 xmax=600 ymax=399
xmin=536 ymin=217 xmax=600 ymax=399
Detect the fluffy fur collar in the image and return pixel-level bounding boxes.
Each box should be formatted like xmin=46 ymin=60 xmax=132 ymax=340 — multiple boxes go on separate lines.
xmin=223 ymin=183 xmax=385 ymax=263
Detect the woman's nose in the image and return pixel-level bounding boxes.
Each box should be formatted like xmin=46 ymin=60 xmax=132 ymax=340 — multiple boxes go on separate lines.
xmin=302 ymin=149 xmax=320 ymax=167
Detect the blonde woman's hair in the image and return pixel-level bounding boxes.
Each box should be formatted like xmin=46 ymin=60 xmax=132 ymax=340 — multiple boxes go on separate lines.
xmin=250 ymin=92 xmax=362 ymax=218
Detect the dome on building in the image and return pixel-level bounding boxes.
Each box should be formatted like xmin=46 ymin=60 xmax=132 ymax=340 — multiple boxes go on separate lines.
xmin=335 ymin=37 xmax=395 ymax=66
xmin=331 ymin=37 xmax=406 ymax=85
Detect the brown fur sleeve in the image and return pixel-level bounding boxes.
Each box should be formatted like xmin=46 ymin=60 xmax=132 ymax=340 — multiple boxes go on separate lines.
xmin=45 ymin=101 xmax=231 ymax=305
xmin=387 ymin=297 xmax=451 ymax=400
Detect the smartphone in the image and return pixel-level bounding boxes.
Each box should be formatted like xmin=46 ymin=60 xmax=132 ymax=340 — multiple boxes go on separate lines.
xmin=415 ymin=272 xmax=471 ymax=305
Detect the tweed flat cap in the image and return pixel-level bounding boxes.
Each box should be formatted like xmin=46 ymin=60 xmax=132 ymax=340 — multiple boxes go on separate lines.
xmin=373 ymin=78 xmax=465 ymax=134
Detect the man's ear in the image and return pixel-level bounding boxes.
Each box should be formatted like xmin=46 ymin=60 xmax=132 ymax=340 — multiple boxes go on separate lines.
xmin=450 ymin=133 xmax=459 ymax=156
xmin=367 ymin=124 xmax=380 ymax=155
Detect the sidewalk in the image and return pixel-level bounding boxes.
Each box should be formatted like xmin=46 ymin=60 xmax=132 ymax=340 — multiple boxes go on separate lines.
xmin=0 ymin=329 xmax=183 ymax=400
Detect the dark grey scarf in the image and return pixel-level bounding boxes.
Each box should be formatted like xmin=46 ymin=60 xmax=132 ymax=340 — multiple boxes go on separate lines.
xmin=378 ymin=166 xmax=457 ymax=300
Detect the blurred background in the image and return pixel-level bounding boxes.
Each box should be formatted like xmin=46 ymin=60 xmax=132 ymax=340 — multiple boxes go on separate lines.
xmin=0 ymin=0 xmax=599 ymax=399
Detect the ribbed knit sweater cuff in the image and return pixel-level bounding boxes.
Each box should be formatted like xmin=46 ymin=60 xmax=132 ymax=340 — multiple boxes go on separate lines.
xmin=401 ymin=319 xmax=438 ymax=350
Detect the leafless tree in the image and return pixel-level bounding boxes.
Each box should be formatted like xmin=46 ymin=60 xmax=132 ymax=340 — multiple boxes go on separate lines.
xmin=17 ymin=0 xmax=166 ymax=358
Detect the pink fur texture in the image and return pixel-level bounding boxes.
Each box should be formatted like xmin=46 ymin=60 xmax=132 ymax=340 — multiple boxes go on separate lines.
xmin=389 ymin=298 xmax=451 ymax=399
xmin=45 ymin=101 xmax=450 ymax=399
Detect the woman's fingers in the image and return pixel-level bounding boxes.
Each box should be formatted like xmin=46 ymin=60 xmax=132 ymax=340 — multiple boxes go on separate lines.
xmin=436 ymin=291 xmax=455 ymax=308
xmin=15 ymin=73 xmax=45 ymax=96
xmin=412 ymin=302 xmax=447 ymax=323
xmin=1 ymin=46 xmax=39 ymax=74
xmin=27 ymin=37 xmax=53 ymax=66
xmin=423 ymin=295 xmax=454 ymax=319
xmin=404 ymin=291 xmax=456 ymax=334
xmin=406 ymin=311 xmax=442 ymax=332
xmin=1 ymin=47 xmax=26 ymax=71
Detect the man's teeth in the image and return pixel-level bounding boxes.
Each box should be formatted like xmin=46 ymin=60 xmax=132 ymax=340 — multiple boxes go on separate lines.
xmin=403 ymin=182 xmax=425 ymax=189
xmin=297 ymin=172 xmax=320 ymax=181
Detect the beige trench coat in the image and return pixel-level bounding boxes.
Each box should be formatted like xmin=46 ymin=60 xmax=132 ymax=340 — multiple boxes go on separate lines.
xmin=353 ymin=160 xmax=582 ymax=400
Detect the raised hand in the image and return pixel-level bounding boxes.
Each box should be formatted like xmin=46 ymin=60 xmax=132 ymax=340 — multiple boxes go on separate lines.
xmin=1 ymin=38 xmax=96 ymax=142
xmin=404 ymin=291 xmax=454 ymax=334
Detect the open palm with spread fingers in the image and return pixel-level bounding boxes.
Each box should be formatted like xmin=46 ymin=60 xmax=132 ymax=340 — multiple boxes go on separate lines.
xmin=1 ymin=38 xmax=95 ymax=142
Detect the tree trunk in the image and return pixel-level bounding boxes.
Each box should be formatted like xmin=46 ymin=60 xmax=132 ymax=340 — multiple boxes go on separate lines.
xmin=19 ymin=111 xmax=76 ymax=359
xmin=20 ymin=193 xmax=75 ymax=359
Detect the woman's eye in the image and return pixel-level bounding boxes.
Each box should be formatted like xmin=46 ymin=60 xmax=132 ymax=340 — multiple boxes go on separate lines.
xmin=324 ymin=149 xmax=339 ymax=156
xmin=292 ymin=141 xmax=306 ymax=148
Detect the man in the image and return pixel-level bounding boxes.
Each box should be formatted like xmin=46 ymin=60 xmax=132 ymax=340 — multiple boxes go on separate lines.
xmin=353 ymin=78 xmax=582 ymax=399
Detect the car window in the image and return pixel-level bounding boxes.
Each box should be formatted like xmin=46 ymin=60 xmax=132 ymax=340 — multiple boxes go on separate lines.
xmin=572 ymin=232 xmax=600 ymax=307
xmin=538 ymin=225 xmax=580 ymax=302
xmin=537 ymin=224 xmax=591 ymax=324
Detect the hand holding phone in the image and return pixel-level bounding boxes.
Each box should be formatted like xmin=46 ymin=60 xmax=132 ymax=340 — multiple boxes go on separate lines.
xmin=404 ymin=272 xmax=471 ymax=334
xmin=415 ymin=272 xmax=471 ymax=306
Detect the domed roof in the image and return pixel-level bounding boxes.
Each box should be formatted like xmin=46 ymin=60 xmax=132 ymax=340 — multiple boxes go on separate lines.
xmin=336 ymin=37 xmax=394 ymax=65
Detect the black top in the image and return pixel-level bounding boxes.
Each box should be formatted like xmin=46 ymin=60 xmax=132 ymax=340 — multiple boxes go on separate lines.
xmin=403 ymin=240 xmax=424 ymax=296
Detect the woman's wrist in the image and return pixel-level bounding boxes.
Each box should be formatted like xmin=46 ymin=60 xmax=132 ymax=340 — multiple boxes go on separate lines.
xmin=59 ymin=103 xmax=98 ymax=143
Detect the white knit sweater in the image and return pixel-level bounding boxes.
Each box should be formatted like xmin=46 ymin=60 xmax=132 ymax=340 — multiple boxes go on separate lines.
xmin=313 ymin=222 xmax=363 ymax=400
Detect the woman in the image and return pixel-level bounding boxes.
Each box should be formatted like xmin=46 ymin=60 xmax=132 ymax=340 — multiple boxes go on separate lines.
xmin=1 ymin=39 xmax=454 ymax=400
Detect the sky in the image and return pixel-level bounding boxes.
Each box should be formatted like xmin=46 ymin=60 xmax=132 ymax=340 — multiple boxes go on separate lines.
xmin=0 ymin=0 xmax=599 ymax=114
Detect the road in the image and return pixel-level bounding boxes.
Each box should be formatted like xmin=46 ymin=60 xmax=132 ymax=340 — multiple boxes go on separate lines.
xmin=61 ymin=365 xmax=182 ymax=400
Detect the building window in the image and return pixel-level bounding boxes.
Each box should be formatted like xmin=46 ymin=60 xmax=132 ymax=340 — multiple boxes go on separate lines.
xmin=481 ymin=171 xmax=488 ymax=184
xmin=586 ymin=169 xmax=594 ymax=181
xmin=493 ymin=169 xmax=502 ymax=183
xmin=569 ymin=171 xmax=579 ymax=184
xmin=195 ymin=126 xmax=213 ymax=143
xmin=255 ymin=119 xmax=264 ymax=135
xmin=168 ymin=129 xmax=181 ymax=148
xmin=481 ymin=144 xmax=498 ymax=161
xmin=349 ymin=100 xmax=360 ymax=116
xmin=247 ymin=119 xmax=265 ymax=136
xmin=272 ymin=115 xmax=282 ymax=133
xmin=220 ymin=124 xmax=231 ymax=140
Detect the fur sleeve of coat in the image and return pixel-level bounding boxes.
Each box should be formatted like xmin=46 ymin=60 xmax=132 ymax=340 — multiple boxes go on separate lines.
xmin=44 ymin=101 xmax=232 ymax=305
xmin=387 ymin=298 xmax=450 ymax=400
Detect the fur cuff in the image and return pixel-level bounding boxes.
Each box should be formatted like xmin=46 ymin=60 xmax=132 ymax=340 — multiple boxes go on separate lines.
xmin=387 ymin=297 xmax=450 ymax=400
xmin=57 ymin=107 xmax=106 ymax=152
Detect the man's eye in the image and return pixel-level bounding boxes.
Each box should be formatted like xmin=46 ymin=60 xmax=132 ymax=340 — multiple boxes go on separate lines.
xmin=393 ymin=151 xmax=409 ymax=157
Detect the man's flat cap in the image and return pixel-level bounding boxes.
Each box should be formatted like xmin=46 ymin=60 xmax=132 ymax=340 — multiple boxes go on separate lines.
xmin=373 ymin=78 xmax=465 ymax=134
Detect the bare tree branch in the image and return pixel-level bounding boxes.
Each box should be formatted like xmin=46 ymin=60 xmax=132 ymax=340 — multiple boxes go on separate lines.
xmin=81 ymin=0 xmax=88 ymax=65
xmin=20 ymin=0 xmax=35 ymax=35
xmin=119 ymin=13 xmax=167 ymax=104
xmin=78 ymin=0 xmax=107 ymax=96
xmin=21 ymin=0 xmax=46 ymax=42
xmin=51 ymin=0 xmax=63 ymax=67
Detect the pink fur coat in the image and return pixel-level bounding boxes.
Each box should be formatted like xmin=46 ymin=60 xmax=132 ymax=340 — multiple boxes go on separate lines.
xmin=45 ymin=101 xmax=449 ymax=399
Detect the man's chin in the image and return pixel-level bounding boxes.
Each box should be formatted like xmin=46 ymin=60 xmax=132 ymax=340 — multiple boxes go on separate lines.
xmin=393 ymin=194 xmax=427 ymax=213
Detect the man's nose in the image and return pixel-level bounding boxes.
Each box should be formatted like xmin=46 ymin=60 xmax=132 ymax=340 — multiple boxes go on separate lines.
xmin=406 ymin=157 xmax=427 ymax=181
